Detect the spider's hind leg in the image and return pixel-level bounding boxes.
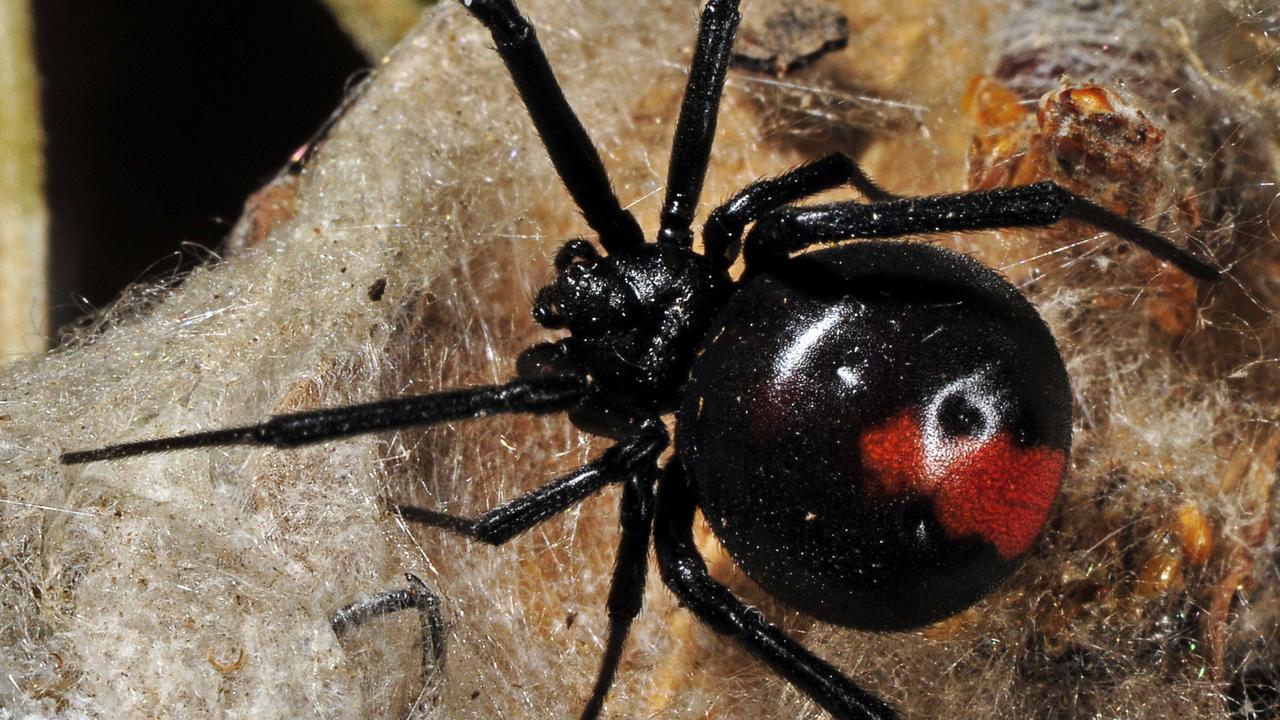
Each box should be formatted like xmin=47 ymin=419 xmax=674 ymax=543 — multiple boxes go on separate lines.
xmin=654 ymin=463 xmax=899 ymax=720
xmin=658 ymin=0 xmax=743 ymax=248
xmin=741 ymin=182 xmax=1220 ymax=281
xmin=702 ymin=153 xmax=897 ymax=267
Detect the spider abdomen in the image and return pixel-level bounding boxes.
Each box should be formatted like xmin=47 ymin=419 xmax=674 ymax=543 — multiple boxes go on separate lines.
xmin=675 ymin=241 xmax=1072 ymax=630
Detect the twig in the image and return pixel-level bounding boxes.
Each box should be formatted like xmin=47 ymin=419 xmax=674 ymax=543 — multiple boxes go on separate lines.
xmin=321 ymin=0 xmax=430 ymax=60
xmin=0 ymin=0 xmax=48 ymax=358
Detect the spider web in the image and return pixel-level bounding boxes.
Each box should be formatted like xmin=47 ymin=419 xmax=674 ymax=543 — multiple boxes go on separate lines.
xmin=1 ymin=0 xmax=1278 ymax=718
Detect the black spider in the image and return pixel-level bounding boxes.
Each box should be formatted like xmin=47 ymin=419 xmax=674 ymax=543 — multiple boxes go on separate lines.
xmin=61 ymin=0 xmax=1221 ymax=717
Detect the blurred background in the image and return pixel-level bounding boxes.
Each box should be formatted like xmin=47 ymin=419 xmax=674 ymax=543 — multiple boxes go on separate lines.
xmin=0 ymin=0 xmax=434 ymax=354
xmin=4 ymin=1 xmax=1280 ymax=717
xmin=36 ymin=1 xmax=368 ymax=333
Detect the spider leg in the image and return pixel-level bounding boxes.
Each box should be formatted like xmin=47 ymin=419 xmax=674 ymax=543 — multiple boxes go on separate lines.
xmin=461 ymin=0 xmax=643 ymax=253
xmin=393 ymin=419 xmax=667 ymax=546
xmin=741 ymin=181 xmax=1220 ymax=281
xmin=60 ymin=374 xmax=585 ymax=464
xmin=702 ymin=153 xmax=897 ymax=267
xmin=579 ymin=460 xmax=659 ymax=720
xmin=658 ymin=0 xmax=743 ymax=248
xmin=397 ymin=421 xmax=665 ymax=719
xmin=331 ymin=573 xmax=447 ymax=685
xmin=654 ymin=462 xmax=899 ymax=720
xmin=391 ymin=415 xmax=663 ymax=717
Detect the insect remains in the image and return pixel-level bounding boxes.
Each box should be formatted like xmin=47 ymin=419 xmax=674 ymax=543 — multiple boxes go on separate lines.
xmin=61 ymin=0 xmax=1220 ymax=717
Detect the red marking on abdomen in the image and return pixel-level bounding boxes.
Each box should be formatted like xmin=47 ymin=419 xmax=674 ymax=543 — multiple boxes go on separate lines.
xmin=860 ymin=410 xmax=1065 ymax=559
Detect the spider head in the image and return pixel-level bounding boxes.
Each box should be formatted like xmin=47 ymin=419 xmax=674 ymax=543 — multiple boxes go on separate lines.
xmin=533 ymin=242 xmax=731 ymax=410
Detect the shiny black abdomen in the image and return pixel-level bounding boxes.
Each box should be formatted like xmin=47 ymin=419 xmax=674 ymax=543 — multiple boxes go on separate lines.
xmin=676 ymin=241 xmax=1073 ymax=630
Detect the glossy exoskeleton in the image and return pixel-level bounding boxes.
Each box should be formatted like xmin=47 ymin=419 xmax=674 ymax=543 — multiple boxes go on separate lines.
xmin=681 ymin=242 xmax=1071 ymax=631
xmin=61 ymin=0 xmax=1219 ymax=718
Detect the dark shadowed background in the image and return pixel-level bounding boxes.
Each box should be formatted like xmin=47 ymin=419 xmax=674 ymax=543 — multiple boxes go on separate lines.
xmin=36 ymin=1 xmax=366 ymax=332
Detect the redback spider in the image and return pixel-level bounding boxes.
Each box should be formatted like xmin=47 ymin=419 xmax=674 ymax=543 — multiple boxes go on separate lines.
xmin=61 ymin=0 xmax=1221 ymax=717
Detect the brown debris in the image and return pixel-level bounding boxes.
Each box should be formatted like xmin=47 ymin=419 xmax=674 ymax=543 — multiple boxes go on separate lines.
xmin=733 ymin=0 xmax=850 ymax=76
xmin=224 ymin=171 xmax=301 ymax=255
xmin=965 ymin=78 xmax=1205 ymax=335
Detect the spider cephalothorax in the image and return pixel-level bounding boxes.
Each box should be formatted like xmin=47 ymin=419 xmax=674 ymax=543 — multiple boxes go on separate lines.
xmin=61 ymin=0 xmax=1219 ymax=718
xmin=527 ymin=242 xmax=731 ymax=421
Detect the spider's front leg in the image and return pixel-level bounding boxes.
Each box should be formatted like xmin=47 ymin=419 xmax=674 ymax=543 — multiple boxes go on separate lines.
xmin=654 ymin=463 xmax=899 ymax=720
xmin=460 ymin=0 xmax=643 ymax=252
xmin=59 ymin=374 xmax=585 ymax=464
xmin=658 ymin=0 xmax=742 ymax=248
